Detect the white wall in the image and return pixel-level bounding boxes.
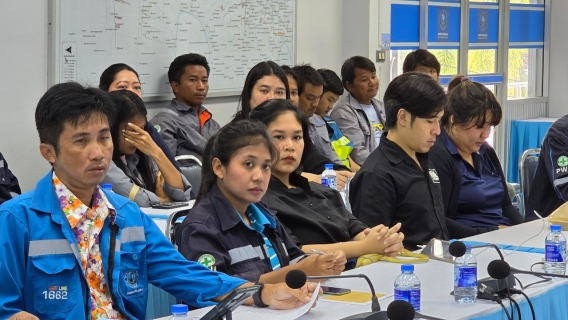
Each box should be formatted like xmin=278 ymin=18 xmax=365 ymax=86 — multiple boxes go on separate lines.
xmin=0 ymin=0 xmax=347 ymax=192
xmin=0 ymin=1 xmax=51 ymax=192
xmin=546 ymin=0 xmax=568 ymax=118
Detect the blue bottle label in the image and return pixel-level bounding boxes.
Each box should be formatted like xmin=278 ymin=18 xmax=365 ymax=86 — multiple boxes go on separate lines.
xmin=454 ymin=266 xmax=477 ymax=288
xmin=394 ymin=289 xmax=420 ymax=311
xmin=545 ymin=243 xmax=566 ymax=262
xmin=321 ymin=177 xmax=337 ymax=189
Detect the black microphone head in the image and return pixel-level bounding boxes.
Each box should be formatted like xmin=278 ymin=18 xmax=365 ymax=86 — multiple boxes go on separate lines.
xmin=387 ymin=300 xmax=415 ymax=320
xmin=487 ymin=259 xmax=511 ymax=279
xmin=449 ymin=241 xmax=467 ymax=257
xmin=285 ymin=269 xmax=307 ymax=289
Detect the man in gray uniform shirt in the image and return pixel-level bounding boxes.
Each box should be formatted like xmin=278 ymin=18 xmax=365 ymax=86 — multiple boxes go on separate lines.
xmin=292 ymin=64 xmax=343 ymax=166
xmin=150 ymin=53 xmax=220 ymax=164
xmin=330 ymin=56 xmax=386 ymax=166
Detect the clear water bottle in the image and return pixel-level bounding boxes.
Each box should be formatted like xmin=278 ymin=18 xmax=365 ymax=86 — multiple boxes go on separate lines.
xmin=169 ymin=304 xmax=189 ymax=319
xmin=102 ymin=183 xmax=113 ymax=192
xmin=544 ymin=225 xmax=567 ymax=275
xmin=321 ymin=164 xmax=337 ymax=190
xmin=341 ymin=176 xmax=352 ymax=212
xmin=394 ymin=264 xmax=421 ymax=311
xmin=454 ymin=248 xmax=477 ymax=303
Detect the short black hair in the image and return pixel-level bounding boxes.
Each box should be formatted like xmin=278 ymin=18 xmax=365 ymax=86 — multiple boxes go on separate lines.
xmin=99 ymin=63 xmax=140 ymax=92
xmin=402 ymin=49 xmax=441 ymax=76
xmin=35 ymin=82 xmax=114 ymax=153
xmin=443 ymin=75 xmax=502 ymax=128
xmin=383 ymin=72 xmax=445 ymax=130
xmin=280 ymin=65 xmax=298 ymax=81
xmin=317 ymin=69 xmax=344 ymax=96
xmin=249 ymin=99 xmax=312 ymax=170
xmin=168 ymin=53 xmax=210 ymax=84
xmin=292 ymin=64 xmax=326 ymax=96
xmin=341 ymin=56 xmax=376 ymax=92
xmin=234 ymin=61 xmax=290 ymax=121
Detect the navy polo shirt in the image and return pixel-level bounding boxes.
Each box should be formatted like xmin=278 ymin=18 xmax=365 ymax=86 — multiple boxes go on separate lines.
xmin=440 ymin=129 xmax=510 ymax=227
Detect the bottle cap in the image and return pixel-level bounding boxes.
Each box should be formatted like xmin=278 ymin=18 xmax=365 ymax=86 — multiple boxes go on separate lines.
xmin=551 ymin=225 xmax=562 ymax=232
xmin=171 ymin=304 xmax=188 ymax=313
xmin=325 ymin=164 xmax=333 ymax=170
xmin=102 ymin=183 xmax=113 ymax=190
xmin=401 ymin=264 xmax=414 ymax=272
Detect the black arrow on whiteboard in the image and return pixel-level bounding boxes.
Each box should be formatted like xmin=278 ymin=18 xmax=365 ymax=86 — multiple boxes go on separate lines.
xmin=66 ymin=46 xmax=72 ymax=54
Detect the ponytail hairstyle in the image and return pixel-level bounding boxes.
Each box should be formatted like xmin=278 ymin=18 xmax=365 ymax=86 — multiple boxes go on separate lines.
xmin=443 ymin=74 xmax=502 ymax=128
xmin=196 ymin=120 xmax=278 ymax=203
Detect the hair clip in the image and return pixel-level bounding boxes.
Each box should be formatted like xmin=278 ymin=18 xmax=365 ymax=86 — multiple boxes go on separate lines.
xmin=461 ymin=76 xmax=469 ymax=83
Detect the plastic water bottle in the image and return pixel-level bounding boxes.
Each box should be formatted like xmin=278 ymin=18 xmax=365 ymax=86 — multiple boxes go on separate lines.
xmin=544 ymin=225 xmax=567 ymax=275
xmin=169 ymin=304 xmax=189 ymax=319
xmin=394 ymin=264 xmax=421 ymax=311
xmin=321 ymin=164 xmax=337 ymax=190
xmin=454 ymin=248 xmax=477 ymax=303
xmin=102 ymin=183 xmax=113 ymax=192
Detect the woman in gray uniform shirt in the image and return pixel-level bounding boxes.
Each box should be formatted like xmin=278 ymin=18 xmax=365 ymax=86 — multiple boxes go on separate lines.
xmin=102 ymin=90 xmax=192 ymax=206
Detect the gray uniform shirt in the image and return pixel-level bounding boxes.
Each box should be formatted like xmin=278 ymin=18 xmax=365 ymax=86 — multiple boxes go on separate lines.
xmin=329 ymin=93 xmax=386 ymax=165
xmin=309 ymin=115 xmax=343 ymax=166
xmin=102 ymin=153 xmax=192 ymax=207
xmin=150 ymin=99 xmax=221 ymax=163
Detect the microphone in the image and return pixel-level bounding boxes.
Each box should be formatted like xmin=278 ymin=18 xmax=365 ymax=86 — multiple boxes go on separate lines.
xmin=285 ymin=270 xmax=442 ymax=320
xmin=448 ymin=241 xmax=505 ymax=260
xmin=386 ymin=300 xmax=415 ymax=320
xmin=488 ymin=259 xmax=568 ymax=279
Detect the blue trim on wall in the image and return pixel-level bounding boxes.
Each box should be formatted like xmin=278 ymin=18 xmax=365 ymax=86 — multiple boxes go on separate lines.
xmin=439 ymin=74 xmax=503 ymax=86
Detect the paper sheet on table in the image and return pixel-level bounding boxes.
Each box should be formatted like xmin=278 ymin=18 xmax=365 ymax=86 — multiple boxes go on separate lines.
xmin=231 ymin=282 xmax=321 ymax=320
xmin=185 ymin=283 xmax=321 ymax=320
xmin=321 ymin=291 xmax=388 ymax=305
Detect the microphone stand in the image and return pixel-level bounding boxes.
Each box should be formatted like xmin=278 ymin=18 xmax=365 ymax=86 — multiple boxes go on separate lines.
xmin=307 ymin=274 xmax=380 ymax=313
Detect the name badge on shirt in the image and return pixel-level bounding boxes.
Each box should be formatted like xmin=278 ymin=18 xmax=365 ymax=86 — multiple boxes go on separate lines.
xmin=429 ymin=169 xmax=440 ymax=183
xmin=0 ymin=160 xmax=4 ymax=168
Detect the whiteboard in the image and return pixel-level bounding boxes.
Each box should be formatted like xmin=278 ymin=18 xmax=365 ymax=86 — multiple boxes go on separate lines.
xmin=48 ymin=0 xmax=296 ymax=98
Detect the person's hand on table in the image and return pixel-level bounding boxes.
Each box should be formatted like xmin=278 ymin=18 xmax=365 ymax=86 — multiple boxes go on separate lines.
xmin=262 ymin=282 xmax=322 ymax=310
xmin=297 ymin=252 xmax=337 ymax=277
xmin=327 ymin=250 xmax=347 ymax=274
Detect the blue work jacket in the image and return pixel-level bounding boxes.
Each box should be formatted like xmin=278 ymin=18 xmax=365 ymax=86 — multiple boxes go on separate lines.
xmin=0 ymin=171 xmax=245 ymax=319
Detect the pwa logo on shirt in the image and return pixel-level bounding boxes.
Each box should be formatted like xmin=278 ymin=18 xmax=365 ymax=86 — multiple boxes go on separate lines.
xmin=124 ymin=270 xmax=139 ymax=289
xmin=428 ymin=169 xmax=440 ymax=183
xmin=557 ymin=156 xmax=568 ymax=174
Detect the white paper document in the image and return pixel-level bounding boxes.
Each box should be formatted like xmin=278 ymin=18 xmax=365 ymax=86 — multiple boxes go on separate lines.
xmin=181 ymin=283 xmax=321 ymax=320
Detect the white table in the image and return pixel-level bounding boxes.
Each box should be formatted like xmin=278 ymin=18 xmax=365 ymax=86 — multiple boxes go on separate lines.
xmin=141 ymin=200 xmax=195 ymax=234
xmin=463 ymin=219 xmax=568 ymax=251
xmin=150 ymin=215 xmax=568 ymax=319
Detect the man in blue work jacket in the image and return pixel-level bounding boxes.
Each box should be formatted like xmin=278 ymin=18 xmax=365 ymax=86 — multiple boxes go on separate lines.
xmin=0 ymin=82 xmax=319 ymax=320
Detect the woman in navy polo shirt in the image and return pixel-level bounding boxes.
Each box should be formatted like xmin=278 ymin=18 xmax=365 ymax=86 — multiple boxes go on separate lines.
xmin=429 ymin=75 xmax=524 ymax=229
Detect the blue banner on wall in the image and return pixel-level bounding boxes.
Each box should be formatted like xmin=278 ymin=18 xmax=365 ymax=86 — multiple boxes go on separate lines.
xmin=510 ymin=4 xmax=544 ymax=48
xmin=391 ymin=1 xmax=420 ymax=50
xmin=469 ymin=3 xmax=499 ymax=49
xmin=428 ymin=2 xmax=460 ymax=48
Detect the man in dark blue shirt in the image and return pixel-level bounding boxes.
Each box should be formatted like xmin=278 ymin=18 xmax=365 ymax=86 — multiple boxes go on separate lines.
xmin=0 ymin=152 xmax=21 ymax=204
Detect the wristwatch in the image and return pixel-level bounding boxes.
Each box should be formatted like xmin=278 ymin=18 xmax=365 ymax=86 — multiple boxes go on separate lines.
xmin=252 ymin=282 xmax=269 ymax=307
